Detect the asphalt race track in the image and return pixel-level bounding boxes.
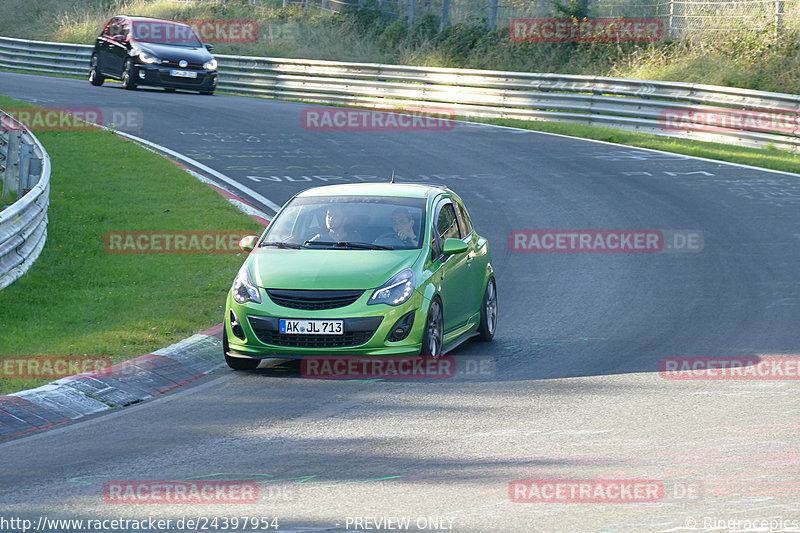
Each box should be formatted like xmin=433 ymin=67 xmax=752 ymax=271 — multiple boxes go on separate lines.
xmin=1 ymin=71 xmax=799 ymax=532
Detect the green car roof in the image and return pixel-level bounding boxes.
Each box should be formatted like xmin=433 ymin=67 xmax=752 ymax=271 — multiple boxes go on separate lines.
xmin=295 ymin=182 xmax=447 ymax=199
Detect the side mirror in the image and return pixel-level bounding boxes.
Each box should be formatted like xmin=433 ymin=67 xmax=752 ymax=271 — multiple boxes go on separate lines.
xmin=442 ymin=238 xmax=468 ymax=256
xmin=238 ymin=235 xmax=258 ymax=252
xmin=204 ymin=43 xmax=215 ymax=51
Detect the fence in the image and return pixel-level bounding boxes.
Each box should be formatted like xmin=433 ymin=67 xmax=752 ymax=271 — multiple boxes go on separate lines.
xmin=274 ymin=0 xmax=799 ymax=35
xmin=0 ymin=108 xmax=50 ymax=290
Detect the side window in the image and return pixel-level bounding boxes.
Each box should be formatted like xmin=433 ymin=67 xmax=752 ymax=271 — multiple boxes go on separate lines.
xmin=455 ymin=201 xmax=473 ymax=237
xmin=437 ymin=203 xmax=460 ymax=243
xmin=103 ymin=19 xmax=116 ymax=38
xmin=106 ymin=18 xmax=127 ymax=39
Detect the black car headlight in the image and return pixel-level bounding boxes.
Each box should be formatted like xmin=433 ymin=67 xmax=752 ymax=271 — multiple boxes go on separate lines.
xmin=138 ymin=51 xmax=160 ymax=64
xmin=232 ymin=265 xmax=262 ymax=305
xmin=204 ymin=58 xmax=218 ymax=70
xmin=368 ymin=269 xmax=415 ymax=306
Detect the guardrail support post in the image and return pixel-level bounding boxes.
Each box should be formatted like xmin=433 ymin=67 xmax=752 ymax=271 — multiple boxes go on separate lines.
xmin=668 ymin=0 xmax=676 ymax=39
xmin=2 ymin=131 xmax=20 ymax=198
xmin=488 ymin=0 xmax=498 ymax=29
xmin=18 ymin=143 xmax=33 ymax=200
xmin=0 ymin=134 xmax=7 ymax=190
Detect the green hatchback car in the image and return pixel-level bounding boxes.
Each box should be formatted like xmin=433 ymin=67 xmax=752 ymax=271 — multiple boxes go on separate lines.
xmin=223 ymin=183 xmax=497 ymax=369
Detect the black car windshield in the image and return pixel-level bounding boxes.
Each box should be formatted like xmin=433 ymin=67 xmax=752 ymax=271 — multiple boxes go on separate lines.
xmin=131 ymin=21 xmax=203 ymax=47
xmin=263 ymin=195 xmax=427 ymax=250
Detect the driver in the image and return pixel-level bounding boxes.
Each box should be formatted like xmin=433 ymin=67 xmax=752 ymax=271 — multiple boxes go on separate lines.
xmin=310 ymin=204 xmax=363 ymax=242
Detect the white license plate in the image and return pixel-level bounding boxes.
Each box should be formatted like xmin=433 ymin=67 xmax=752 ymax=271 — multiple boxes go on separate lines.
xmin=170 ymin=69 xmax=197 ymax=78
xmin=280 ymin=319 xmax=343 ymax=335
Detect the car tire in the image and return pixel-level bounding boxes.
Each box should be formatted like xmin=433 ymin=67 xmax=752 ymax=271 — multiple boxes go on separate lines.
xmin=121 ymin=59 xmax=137 ymax=90
xmin=223 ymin=328 xmax=259 ymax=370
xmin=199 ymin=90 xmax=214 ymax=95
xmin=476 ymin=277 xmax=497 ymax=342
xmin=88 ymin=55 xmax=104 ymax=86
xmin=420 ymin=297 xmax=444 ymax=358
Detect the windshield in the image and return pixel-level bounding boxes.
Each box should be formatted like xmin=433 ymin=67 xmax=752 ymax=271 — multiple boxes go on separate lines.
xmin=131 ymin=21 xmax=203 ymax=47
xmin=262 ymin=195 xmax=427 ymax=250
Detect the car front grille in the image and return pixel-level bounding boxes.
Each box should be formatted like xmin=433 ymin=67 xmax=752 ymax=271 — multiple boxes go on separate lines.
xmin=160 ymin=59 xmax=205 ymax=69
xmin=266 ymin=289 xmax=364 ymax=310
xmin=247 ymin=315 xmax=382 ymax=348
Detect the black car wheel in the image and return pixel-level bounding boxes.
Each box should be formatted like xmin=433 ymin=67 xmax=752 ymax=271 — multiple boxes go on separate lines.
xmin=121 ymin=59 xmax=137 ymax=90
xmin=420 ymin=297 xmax=444 ymax=358
xmin=88 ymin=55 xmax=104 ymax=86
xmin=199 ymin=90 xmax=215 ymax=95
xmin=477 ymin=277 xmax=497 ymax=341
xmin=223 ymin=328 xmax=259 ymax=370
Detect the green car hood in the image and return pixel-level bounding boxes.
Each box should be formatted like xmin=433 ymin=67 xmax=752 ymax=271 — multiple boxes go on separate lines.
xmin=248 ymin=249 xmax=422 ymax=290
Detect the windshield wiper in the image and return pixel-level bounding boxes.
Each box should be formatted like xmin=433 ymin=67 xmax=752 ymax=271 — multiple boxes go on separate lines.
xmin=303 ymin=240 xmax=394 ymax=250
xmin=259 ymin=241 xmax=303 ymax=249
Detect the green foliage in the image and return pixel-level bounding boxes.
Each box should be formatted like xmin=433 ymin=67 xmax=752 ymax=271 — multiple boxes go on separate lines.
xmin=551 ymin=0 xmax=587 ymax=19
xmin=408 ymin=12 xmax=439 ymax=45
xmin=436 ymin=21 xmax=488 ymax=64
xmin=380 ymin=19 xmax=409 ymax=49
xmin=343 ymin=0 xmax=389 ymax=37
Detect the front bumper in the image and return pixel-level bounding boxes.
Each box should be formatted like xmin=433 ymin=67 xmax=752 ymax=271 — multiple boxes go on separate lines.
xmin=135 ymin=64 xmax=217 ymax=91
xmin=225 ymin=288 xmax=427 ymax=359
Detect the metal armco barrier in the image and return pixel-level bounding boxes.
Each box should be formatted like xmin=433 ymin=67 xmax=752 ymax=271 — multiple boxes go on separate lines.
xmin=2 ymin=35 xmax=800 ymax=151
xmin=2 ymin=34 xmax=800 ymax=149
xmin=0 ymin=108 xmax=50 ymax=290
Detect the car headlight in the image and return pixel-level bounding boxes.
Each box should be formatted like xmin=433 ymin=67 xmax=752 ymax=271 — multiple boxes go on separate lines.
xmin=138 ymin=51 xmax=160 ymax=64
xmin=204 ymin=58 xmax=218 ymax=70
xmin=231 ymin=265 xmax=262 ymax=305
xmin=368 ymin=269 xmax=415 ymax=306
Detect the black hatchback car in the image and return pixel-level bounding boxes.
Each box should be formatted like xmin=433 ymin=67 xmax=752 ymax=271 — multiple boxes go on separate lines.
xmin=89 ymin=16 xmax=218 ymax=94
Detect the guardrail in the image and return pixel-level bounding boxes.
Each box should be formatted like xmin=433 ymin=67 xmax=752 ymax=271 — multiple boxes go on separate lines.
xmin=2 ymin=35 xmax=800 ymax=152
xmin=0 ymin=108 xmax=50 ymax=290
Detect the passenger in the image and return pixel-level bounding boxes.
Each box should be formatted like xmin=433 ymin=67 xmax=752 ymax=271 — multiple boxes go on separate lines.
xmin=375 ymin=208 xmax=419 ymax=247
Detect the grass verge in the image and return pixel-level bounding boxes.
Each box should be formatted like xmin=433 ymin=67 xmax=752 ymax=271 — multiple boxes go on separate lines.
xmin=0 ymin=95 xmax=264 ymax=395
